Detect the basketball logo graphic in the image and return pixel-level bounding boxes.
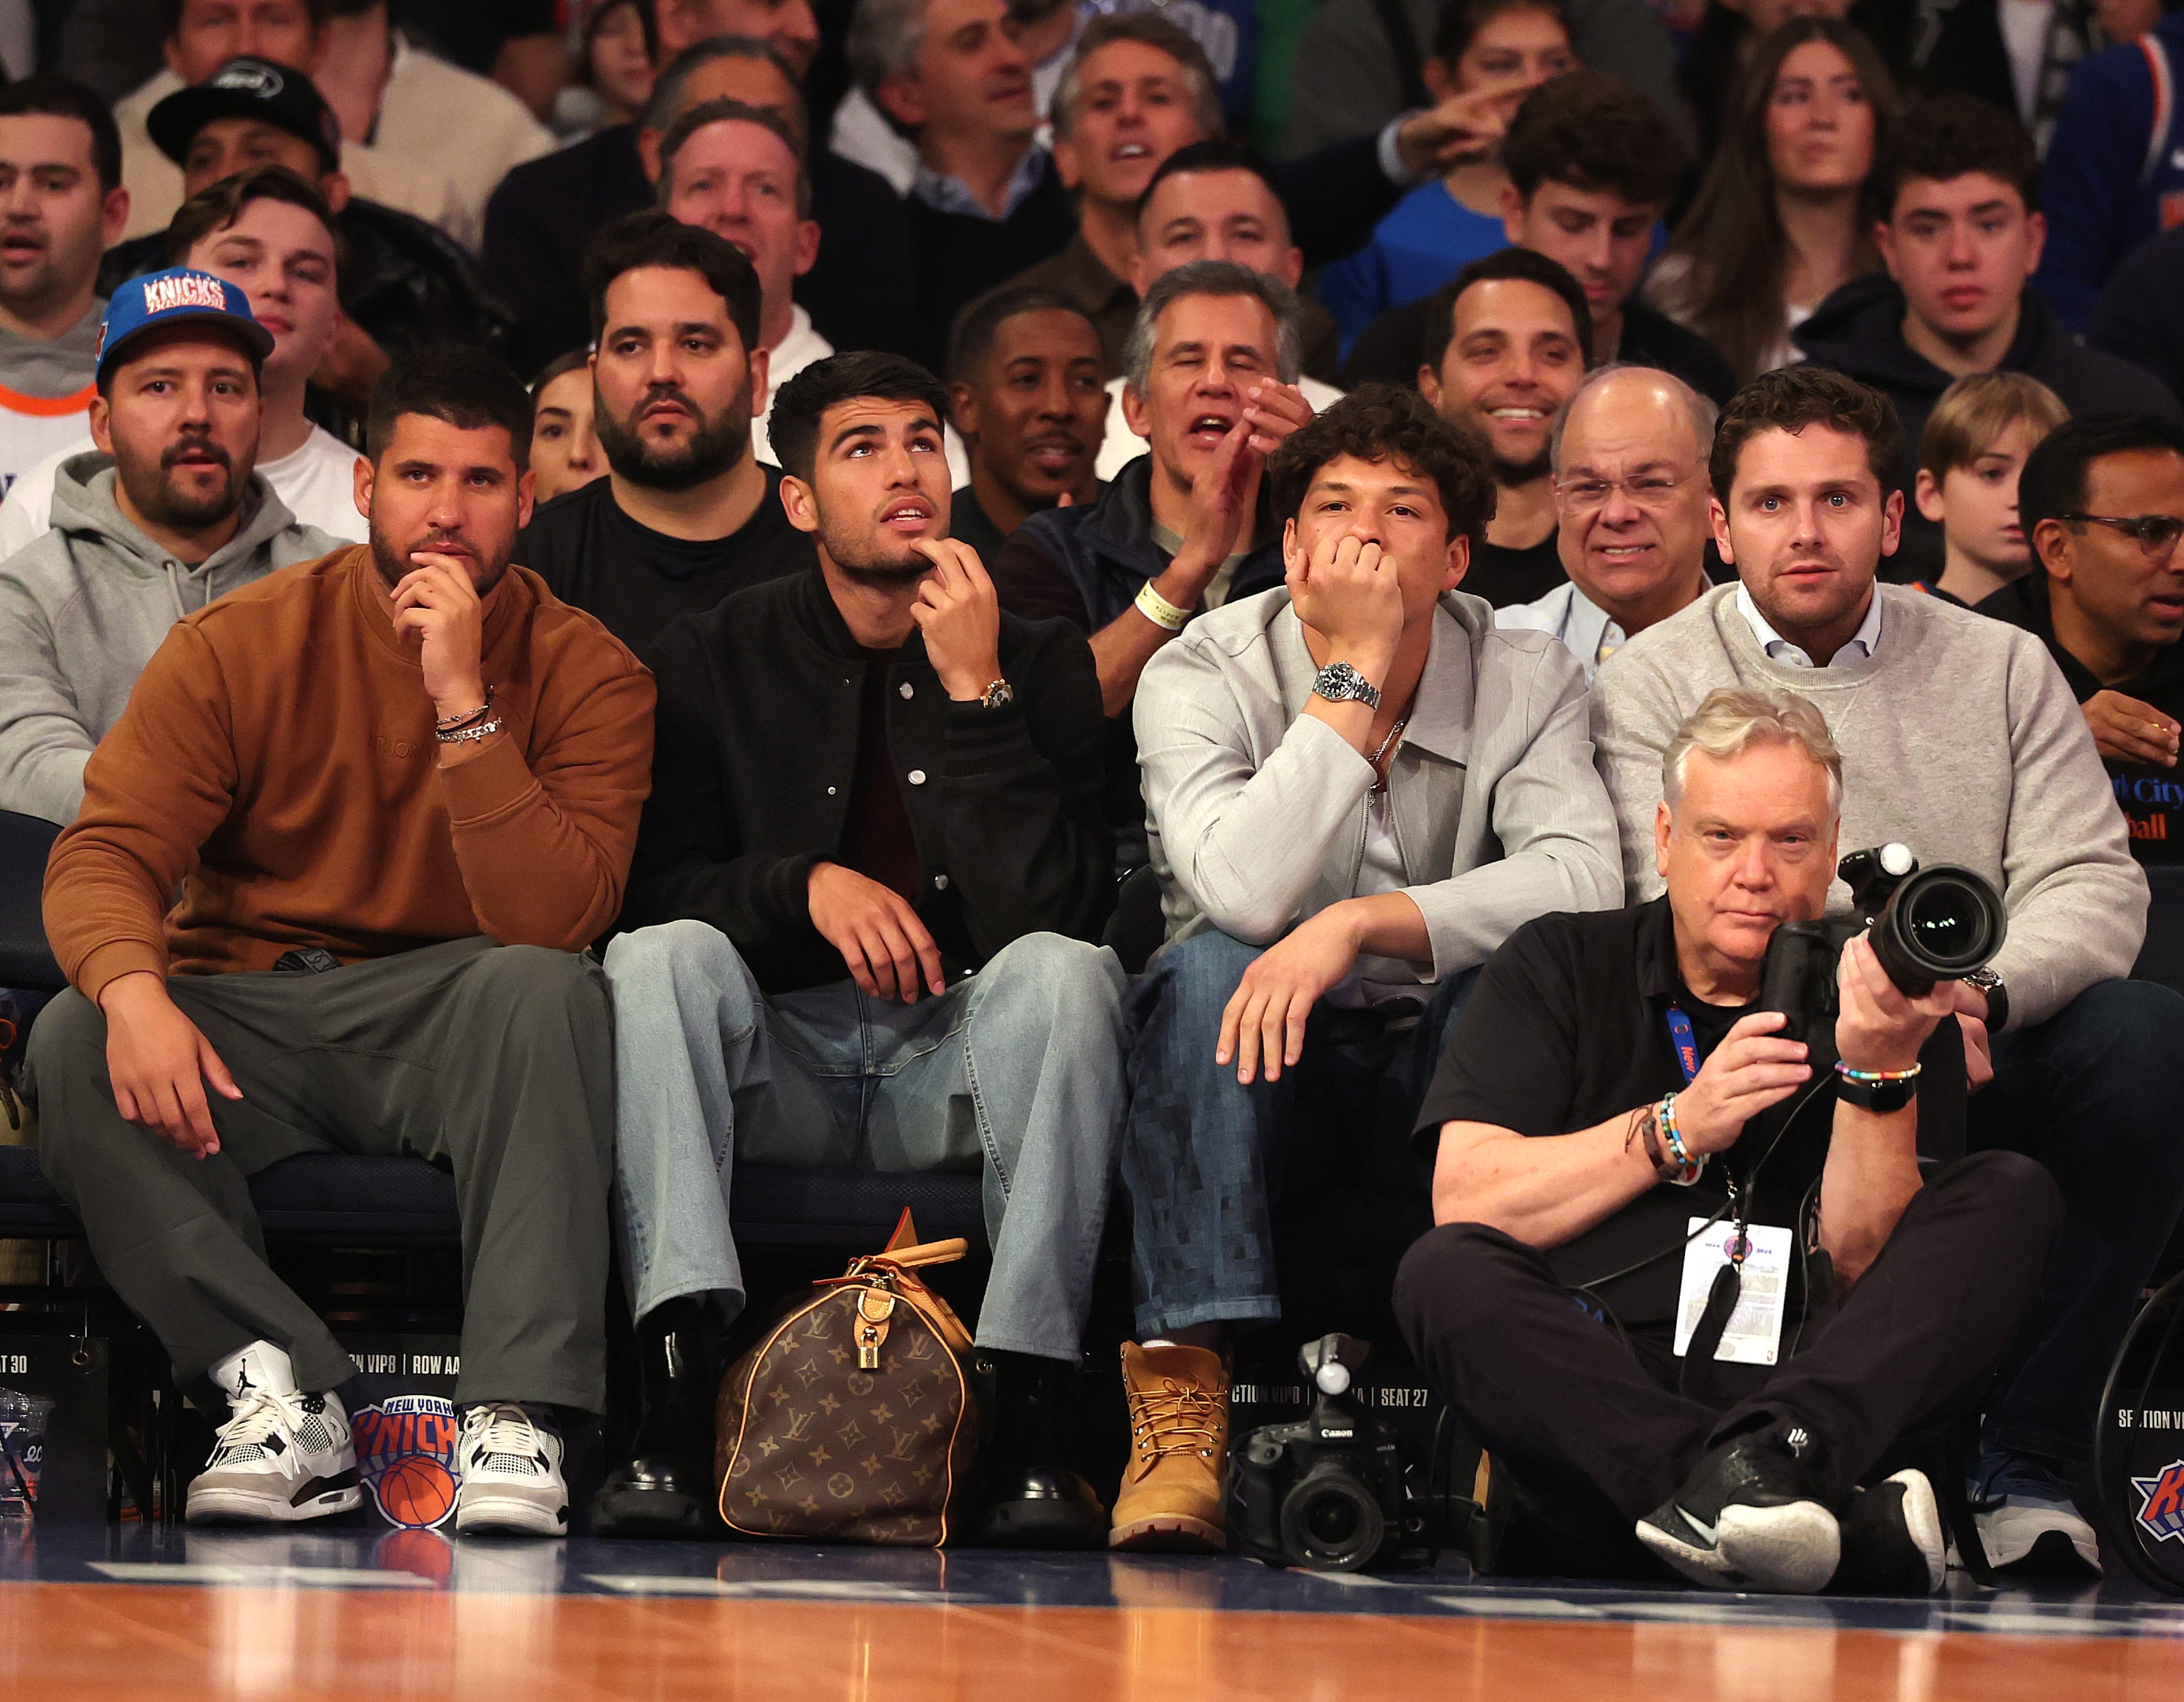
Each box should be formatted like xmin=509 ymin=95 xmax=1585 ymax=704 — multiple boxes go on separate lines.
xmin=353 ymin=1395 xmax=460 ymax=1530
xmin=2133 ymin=1457 xmax=2184 ymax=1545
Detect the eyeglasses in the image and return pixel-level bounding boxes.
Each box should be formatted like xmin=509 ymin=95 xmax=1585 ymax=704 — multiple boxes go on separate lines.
xmin=1554 ymin=471 xmax=1699 ymax=514
xmin=2057 ymin=512 xmax=2184 ymax=555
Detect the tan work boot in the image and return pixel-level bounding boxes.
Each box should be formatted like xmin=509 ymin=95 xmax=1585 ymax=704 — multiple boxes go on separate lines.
xmin=1109 ymin=1341 xmax=1228 ymax=1552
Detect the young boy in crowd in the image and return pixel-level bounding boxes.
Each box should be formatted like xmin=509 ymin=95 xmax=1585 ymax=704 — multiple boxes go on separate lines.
xmin=1912 ymin=373 xmax=2070 ymax=607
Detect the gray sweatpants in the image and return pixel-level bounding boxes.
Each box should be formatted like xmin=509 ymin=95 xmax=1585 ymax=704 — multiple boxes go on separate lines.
xmin=603 ymin=921 xmax=1127 ymax=1363
xmin=27 ymin=937 xmax=616 ymax=1412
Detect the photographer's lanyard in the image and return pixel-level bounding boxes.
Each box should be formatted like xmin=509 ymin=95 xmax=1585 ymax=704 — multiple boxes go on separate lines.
xmin=1668 ymin=1007 xmax=1748 ymax=1392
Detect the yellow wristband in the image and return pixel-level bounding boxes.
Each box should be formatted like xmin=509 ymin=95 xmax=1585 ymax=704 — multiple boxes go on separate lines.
xmin=1135 ymin=578 xmax=1190 ymax=633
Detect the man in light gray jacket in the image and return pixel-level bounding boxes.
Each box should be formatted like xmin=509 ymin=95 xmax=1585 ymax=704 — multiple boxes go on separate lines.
xmin=0 ymin=267 xmax=336 ymax=825
xmin=1108 ymin=384 xmax=1622 ymax=1555
xmin=1591 ymin=364 xmax=2184 ymax=1578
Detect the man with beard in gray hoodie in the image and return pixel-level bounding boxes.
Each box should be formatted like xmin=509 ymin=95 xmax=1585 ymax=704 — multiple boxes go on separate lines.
xmin=0 ymin=267 xmax=338 ymax=825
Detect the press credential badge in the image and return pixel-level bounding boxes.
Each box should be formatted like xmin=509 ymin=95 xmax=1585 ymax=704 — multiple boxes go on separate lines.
xmin=1673 ymin=1220 xmax=1792 ymax=1366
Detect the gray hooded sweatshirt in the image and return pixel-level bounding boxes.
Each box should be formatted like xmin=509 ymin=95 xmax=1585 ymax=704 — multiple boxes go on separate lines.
xmin=0 ymin=451 xmax=339 ymax=825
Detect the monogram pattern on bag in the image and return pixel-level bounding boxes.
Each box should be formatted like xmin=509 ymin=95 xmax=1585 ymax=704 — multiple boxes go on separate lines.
xmin=716 ymin=1279 xmax=974 ymax=1546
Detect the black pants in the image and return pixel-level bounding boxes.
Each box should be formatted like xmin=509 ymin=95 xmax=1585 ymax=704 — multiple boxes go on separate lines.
xmin=28 ymin=938 xmax=617 ymax=1413
xmin=1969 ymin=979 xmax=2184 ymax=1463
xmin=1395 ymin=1152 xmax=2063 ymax=1551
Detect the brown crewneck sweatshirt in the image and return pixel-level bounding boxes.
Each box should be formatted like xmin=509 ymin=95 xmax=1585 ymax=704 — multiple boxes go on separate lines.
xmin=44 ymin=543 xmax=655 ymax=1002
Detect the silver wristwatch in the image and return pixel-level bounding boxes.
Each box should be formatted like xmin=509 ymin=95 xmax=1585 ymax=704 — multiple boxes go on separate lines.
xmin=1311 ymin=661 xmax=1382 ymax=711
xmin=1960 ymin=966 xmax=2008 ymax=1034
xmin=981 ymin=678 xmax=1015 ymax=710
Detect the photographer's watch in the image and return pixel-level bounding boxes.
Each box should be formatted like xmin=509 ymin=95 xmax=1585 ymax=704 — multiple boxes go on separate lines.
xmin=1311 ymin=661 xmax=1383 ymax=712
xmin=1834 ymin=1062 xmax=1920 ymax=1113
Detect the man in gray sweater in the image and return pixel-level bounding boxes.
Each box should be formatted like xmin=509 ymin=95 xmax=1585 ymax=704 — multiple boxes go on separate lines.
xmin=1593 ymin=364 xmax=2184 ymax=1578
xmin=1113 ymin=385 xmax=1623 ymax=1555
xmin=0 ymin=267 xmax=336 ymax=824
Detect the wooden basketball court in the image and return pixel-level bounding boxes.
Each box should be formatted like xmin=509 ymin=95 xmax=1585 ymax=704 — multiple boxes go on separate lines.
xmin=1 ymin=1526 xmax=2181 ymax=1700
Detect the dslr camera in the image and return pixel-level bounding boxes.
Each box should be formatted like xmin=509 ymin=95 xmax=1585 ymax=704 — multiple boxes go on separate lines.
xmin=1230 ymin=1334 xmax=1409 ymax=1572
xmin=1758 ymin=844 xmax=2008 ymax=1046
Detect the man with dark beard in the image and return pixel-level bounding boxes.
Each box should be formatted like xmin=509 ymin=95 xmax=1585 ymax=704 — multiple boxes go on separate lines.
xmin=28 ymin=343 xmax=652 ymax=1537
xmin=593 ymin=351 xmax=1122 ymax=1544
xmin=0 ymin=267 xmax=336 ymax=824
xmin=1416 ymin=249 xmax=1594 ymax=608
xmin=514 ymin=211 xmax=816 ymax=656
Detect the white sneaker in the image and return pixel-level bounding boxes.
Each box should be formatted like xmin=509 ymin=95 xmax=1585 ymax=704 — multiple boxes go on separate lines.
xmin=1971 ymin=1451 xmax=2103 ymax=1577
xmin=186 ymin=1388 xmax=361 ymax=1525
xmin=453 ymin=1403 xmax=569 ymax=1537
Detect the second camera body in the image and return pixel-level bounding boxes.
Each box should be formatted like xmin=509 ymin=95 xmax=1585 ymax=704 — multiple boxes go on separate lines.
xmin=1229 ymin=1334 xmax=1411 ymax=1572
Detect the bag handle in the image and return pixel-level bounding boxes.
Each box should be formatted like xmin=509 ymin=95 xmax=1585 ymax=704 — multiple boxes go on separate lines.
xmin=879 ymin=1207 xmax=968 ymax=1268
xmin=870 ymin=1238 xmax=969 ymax=1271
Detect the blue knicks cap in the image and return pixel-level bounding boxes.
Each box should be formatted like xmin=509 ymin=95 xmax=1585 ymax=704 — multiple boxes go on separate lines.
xmin=94 ymin=267 xmax=276 ymax=383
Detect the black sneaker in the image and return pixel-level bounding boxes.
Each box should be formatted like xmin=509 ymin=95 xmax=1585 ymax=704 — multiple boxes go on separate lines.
xmin=1637 ymin=1424 xmax=1839 ymax=1593
xmin=1829 ymin=1470 xmax=1945 ymax=1595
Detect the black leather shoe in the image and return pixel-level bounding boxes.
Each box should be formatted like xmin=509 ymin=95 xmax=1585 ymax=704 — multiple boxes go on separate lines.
xmin=594 ymin=1297 xmax=718 ymax=1538
xmin=591 ymin=1454 xmax=711 ymax=1537
xmin=973 ymin=1463 xmax=1108 ymax=1548
xmin=1637 ymin=1422 xmax=1839 ymax=1593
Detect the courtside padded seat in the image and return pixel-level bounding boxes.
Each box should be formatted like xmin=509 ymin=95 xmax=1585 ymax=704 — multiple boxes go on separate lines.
xmin=0 ymin=1147 xmax=987 ymax=1247
xmin=0 ymin=808 xmax=986 ymax=1254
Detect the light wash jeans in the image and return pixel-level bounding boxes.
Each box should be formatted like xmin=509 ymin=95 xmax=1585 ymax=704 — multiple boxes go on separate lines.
xmin=604 ymin=920 xmax=1128 ymax=1362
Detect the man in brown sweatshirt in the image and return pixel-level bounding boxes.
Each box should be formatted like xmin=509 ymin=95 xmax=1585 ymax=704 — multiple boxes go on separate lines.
xmin=27 ymin=342 xmax=654 ymax=1539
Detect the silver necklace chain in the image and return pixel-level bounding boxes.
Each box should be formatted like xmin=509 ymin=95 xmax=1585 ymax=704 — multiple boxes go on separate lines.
xmin=1368 ymin=716 xmax=1409 ymax=792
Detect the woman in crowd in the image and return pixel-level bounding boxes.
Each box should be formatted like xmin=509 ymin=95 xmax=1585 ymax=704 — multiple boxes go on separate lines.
xmin=1314 ymin=0 xmax=1575 ymax=356
xmin=530 ymin=349 xmax=605 ymax=506
xmin=556 ymin=0 xmax=658 ymax=139
xmin=1647 ymin=17 xmax=1897 ymax=384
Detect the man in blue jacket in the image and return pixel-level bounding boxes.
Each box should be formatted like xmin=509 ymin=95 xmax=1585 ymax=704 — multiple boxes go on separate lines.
xmin=989 ymin=259 xmax=1312 ymax=863
xmin=2034 ymin=8 xmax=2184 ymax=331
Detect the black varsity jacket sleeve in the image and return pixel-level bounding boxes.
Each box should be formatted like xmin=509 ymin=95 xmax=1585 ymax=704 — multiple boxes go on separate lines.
xmin=942 ymin=615 xmax=1115 ymax=957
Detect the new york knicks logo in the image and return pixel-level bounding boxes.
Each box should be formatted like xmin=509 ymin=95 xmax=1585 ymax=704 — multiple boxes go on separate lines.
xmin=352 ymin=1395 xmax=460 ymax=1530
xmin=2132 ymin=1458 xmax=2184 ymax=1545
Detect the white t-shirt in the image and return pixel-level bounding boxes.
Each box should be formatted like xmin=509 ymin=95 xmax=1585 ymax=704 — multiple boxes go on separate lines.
xmin=0 ymin=424 xmax=366 ymax=560
xmin=2000 ymin=0 xmax=2055 ymax=123
xmin=751 ymin=307 xmax=833 ymax=469
xmin=1326 ymin=784 xmax=1424 ymax=1009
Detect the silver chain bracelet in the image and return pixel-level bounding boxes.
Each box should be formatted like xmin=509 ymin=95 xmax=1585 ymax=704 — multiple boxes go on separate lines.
xmin=435 ymin=714 xmax=505 ymax=746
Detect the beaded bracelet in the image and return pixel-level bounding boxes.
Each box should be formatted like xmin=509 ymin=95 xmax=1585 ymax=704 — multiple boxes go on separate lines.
xmin=1657 ymin=1092 xmax=1705 ymax=1187
xmin=1835 ymin=1062 xmax=1923 ymax=1083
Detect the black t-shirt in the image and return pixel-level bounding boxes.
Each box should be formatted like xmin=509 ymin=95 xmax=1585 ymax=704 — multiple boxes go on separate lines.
xmin=1464 ymin=531 xmax=1567 ymax=609
xmin=1977 ymin=574 xmax=2184 ymax=863
xmin=948 ymin=483 xmax=1011 ymax=567
xmin=1415 ymin=899 xmax=1966 ymax=1329
xmin=842 ymin=647 xmax=922 ymax=903
xmin=516 ymin=470 xmax=816 ymax=657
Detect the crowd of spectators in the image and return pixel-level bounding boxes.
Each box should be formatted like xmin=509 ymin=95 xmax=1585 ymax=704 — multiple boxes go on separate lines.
xmin=3 ymin=0 xmax=2184 ymax=1595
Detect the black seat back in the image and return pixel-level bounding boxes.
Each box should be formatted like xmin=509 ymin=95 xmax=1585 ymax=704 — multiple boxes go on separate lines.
xmin=0 ymin=810 xmax=62 ymax=990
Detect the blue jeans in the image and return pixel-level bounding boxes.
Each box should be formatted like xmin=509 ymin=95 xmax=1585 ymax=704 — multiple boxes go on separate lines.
xmin=1971 ymin=976 xmax=2184 ymax=1463
xmin=603 ymin=921 xmax=1128 ymax=1362
xmin=1119 ymin=929 xmax=1476 ymax=1339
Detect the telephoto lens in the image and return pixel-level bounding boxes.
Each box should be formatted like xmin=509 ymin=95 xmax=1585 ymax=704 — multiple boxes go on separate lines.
xmin=1868 ymin=863 xmax=2008 ymax=996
